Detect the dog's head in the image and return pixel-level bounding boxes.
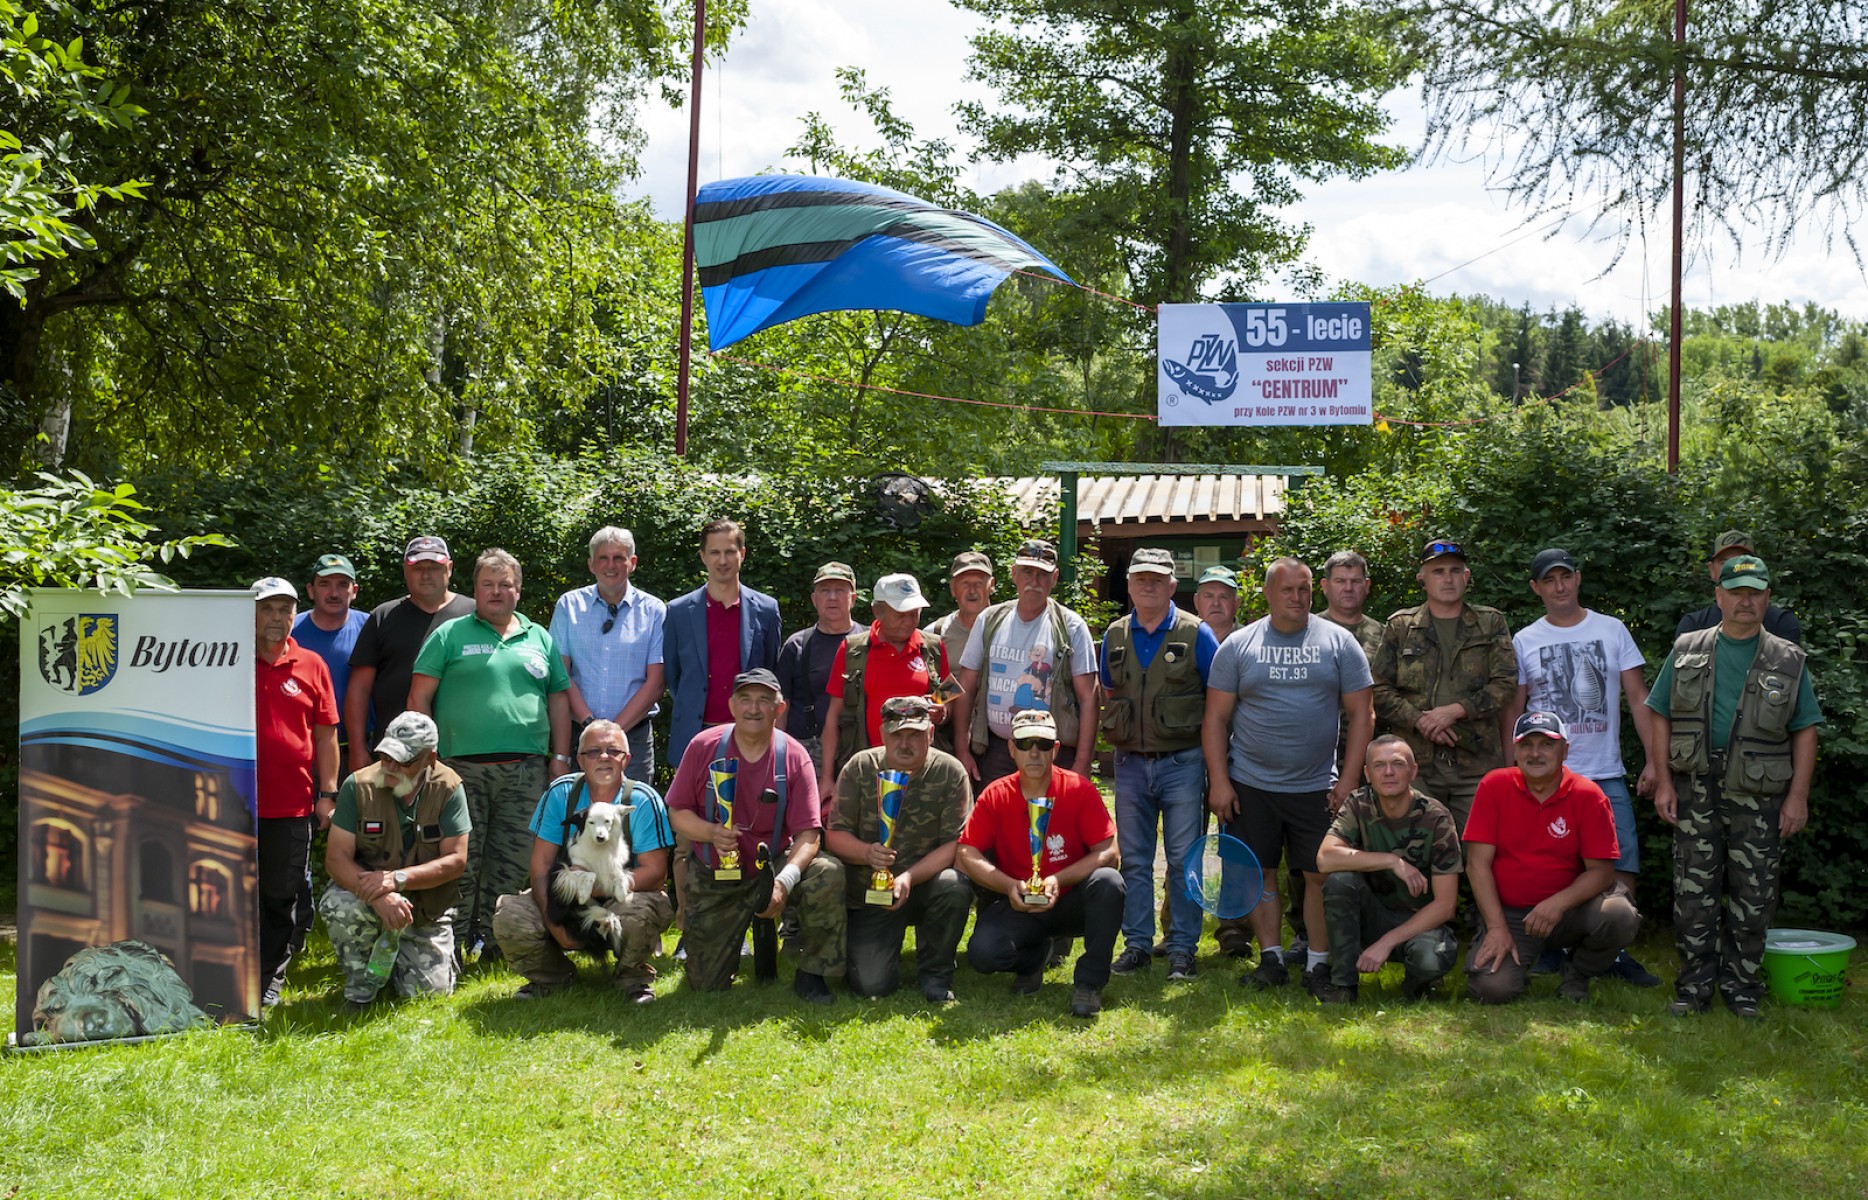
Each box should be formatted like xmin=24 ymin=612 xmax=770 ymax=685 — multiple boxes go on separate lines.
xmin=578 ymin=800 xmax=633 ymax=846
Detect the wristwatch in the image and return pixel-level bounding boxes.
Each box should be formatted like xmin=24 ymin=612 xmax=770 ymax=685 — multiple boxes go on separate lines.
xmin=392 ymin=869 xmax=408 ymax=891
xmin=318 ymin=790 xmax=338 ymax=800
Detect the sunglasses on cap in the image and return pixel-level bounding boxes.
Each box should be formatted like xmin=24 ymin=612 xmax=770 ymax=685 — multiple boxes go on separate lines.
xmin=1423 ymin=541 xmax=1465 ymax=559
xmin=1013 ymin=737 xmax=1057 ymax=753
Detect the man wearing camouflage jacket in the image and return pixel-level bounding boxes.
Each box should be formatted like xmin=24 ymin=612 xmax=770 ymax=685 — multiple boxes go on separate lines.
xmin=1370 ymin=539 xmax=1518 ymax=835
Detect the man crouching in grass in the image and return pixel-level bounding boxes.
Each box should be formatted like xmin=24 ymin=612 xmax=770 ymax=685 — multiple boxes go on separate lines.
xmin=1311 ymin=735 xmax=1461 ymax=1004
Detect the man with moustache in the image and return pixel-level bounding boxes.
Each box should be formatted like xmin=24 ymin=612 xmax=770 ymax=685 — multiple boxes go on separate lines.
xmin=319 ymin=711 xmax=471 ymax=1008
xmin=820 ymin=572 xmax=943 ymax=794
xmin=345 ymin=535 xmax=475 ymax=771
xmin=923 ymin=551 xmax=995 ymax=753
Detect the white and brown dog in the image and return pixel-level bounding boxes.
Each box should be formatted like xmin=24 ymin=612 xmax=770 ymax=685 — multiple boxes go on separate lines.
xmin=547 ymin=801 xmax=634 ymax=955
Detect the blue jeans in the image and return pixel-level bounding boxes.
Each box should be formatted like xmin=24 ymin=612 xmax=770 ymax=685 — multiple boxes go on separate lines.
xmin=1113 ymin=746 xmax=1207 ymax=955
xmin=1593 ymin=775 xmax=1639 ymax=874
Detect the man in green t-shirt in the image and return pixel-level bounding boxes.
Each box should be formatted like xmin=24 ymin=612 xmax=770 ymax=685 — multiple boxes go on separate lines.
xmin=1312 ymin=734 xmax=1462 ymax=1003
xmin=319 ymin=712 xmax=472 ymax=1008
xmin=409 ymin=548 xmax=572 ymax=961
xmin=1648 ymin=555 xmax=1821 ymax=1019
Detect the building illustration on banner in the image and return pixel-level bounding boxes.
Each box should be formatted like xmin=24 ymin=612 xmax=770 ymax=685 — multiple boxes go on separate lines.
xmin=17 ymin=591 xmax=261 ymax=1039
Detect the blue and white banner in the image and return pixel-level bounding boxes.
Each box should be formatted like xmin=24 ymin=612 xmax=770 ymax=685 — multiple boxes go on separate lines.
xmin=17 ymin=589 xmax=258 ymax=1043
xmin=1158 ymin=302 xmax=1373 ymax=426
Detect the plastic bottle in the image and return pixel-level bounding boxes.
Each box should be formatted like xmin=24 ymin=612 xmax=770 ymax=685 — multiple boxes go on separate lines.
xmin=365 ymin=927 xmax=402 ymax=982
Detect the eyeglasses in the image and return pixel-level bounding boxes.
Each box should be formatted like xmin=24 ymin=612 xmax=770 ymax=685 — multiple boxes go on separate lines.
xmin=1423 ymin=541 xmax=1465 ymax=559
xmin=600 ymin=599 xmax=621 ymax=635
xmin=580 ymin=746 xmax=628 ymax=758
xmin=1013 ymin=737 xmax=1056 ymax=753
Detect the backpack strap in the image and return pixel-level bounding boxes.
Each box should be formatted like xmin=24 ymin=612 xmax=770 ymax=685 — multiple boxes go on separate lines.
xmin=769 ymin=729 xmax=791 ymax=853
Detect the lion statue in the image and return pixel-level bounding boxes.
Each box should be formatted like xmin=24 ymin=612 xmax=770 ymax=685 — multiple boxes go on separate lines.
xmin=30 ymin=940 xmax=212 ymax=1045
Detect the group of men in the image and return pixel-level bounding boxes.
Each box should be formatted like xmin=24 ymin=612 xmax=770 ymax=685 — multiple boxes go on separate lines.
xmin=249 ymin=521 xmax=1818 ymax=1022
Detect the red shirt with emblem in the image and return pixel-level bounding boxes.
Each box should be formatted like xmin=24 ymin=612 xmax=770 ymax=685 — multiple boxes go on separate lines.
xmin=1463 ymin=766 xmax=1619 ymax=908
xmin=826 ymin=623 xmax=934 ymax=744
xmin=960 ymin=767 xmax=1114 ymax=896
xmin=255 ymin=637 xmax=338 ymax=819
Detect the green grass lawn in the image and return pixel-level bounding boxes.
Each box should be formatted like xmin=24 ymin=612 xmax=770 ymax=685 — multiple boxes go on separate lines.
xmin=3 ymin=921 xmax=1863 ymax=1199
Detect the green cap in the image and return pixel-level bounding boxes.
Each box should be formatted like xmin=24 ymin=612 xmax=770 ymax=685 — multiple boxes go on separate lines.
xmin=1717 ymin=555 xmax=1771 ymax=590
xmin=1196 ymin=566 xmax=1238 ymax=588
xmin=313 ymin=553 xmax=357 ymax=579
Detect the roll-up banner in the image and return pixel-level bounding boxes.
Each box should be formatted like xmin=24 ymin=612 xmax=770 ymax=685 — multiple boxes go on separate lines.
xmin=16 ymin=589 xmax=258 ymax=1046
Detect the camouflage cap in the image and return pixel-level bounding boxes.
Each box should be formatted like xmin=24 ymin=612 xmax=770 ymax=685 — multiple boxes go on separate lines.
xmin=1710 ymin=530 xmax=1755 ymax=558
xmin=1010 ymin=708 xmax=1057 ymax=741
xmin=1718 ymin=555 xmax=1771 ymax=590
xmin=813 ymin=561 xmax=856 ymax=587
xmin=376 ymin=711 xmax=439 ymax=762
xmin=881 ymin=694 xmax=935 ymax=733
xmin=1013 ymin=539 xmax=1059 ymax=572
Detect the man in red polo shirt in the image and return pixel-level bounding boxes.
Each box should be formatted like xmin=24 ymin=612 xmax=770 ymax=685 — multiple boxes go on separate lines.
xmin=252 ymin=577 xmax=340 ymax=1008
xmin=1464 ymin=711 xmax=1640 ymax=1005
xmin=958 ymin=709 xmax=1124 ymax=1019
xmin=818 ymin=572 xmax=946 ymax=795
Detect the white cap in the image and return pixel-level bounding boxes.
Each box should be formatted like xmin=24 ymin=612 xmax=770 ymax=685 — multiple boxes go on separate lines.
xmin=251 ymin=577 xmax=298 ymax=602
xmin=872 ymin=573 xmax=930 ymax=612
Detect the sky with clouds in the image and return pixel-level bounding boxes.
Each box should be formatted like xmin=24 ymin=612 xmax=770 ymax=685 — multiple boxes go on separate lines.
xmin=627 ymin=0 xmax=1868 ymax=326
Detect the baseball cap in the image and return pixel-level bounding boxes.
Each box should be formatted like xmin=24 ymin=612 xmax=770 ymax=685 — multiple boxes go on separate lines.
xmin=1196 ymin=565 xmax=1239 ymax=589
xmin=1513 ymin=711 xmax=1569 ymax=742
xmin=1718 ymin=555 xmax=1771 ymax=590
xmin=312 ymin=553 xmax=357 ymax=580
xmin=1128 ymin=548 xmax=1175 ymax=577
xmin=813 ymin=561 xmax=856 ymax=587
xmin=873 ymin=573 xmax=930 ymax=611
xmin=731 ymin=668 xmax=783 ymax=696
xmin=1010 ymin=708 xmax=1057 ymax=741
xmin=1012 ymin=539 xmax=1060 ymax=572
xmin=1711 ymin=530 xmax=1754 ymax=558
xmin=949 ymin=550 xmax=993 ymax=579
xmin=404 ymin=535 xmax=450 ymax=564
xmin=881 ymin=695 xmax=935 ymax=733
xmin=1529 ymin=548 xmax=1578 ymax=581
xmin=376 ymin=711 xmax=439 ymax=763
xmin=251 ymin=577 xmax=297 ymax=602
xmin=1420 ymin=538 xmax=1468 ymax=564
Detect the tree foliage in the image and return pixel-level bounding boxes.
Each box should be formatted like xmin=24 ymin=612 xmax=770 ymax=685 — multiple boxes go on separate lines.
xmin=1394 ymin=0 xmax=1868 ymax=256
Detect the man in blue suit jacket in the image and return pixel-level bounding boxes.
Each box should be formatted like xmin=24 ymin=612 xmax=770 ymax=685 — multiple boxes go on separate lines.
xmin=664 ymin=518 xmax=784 ymax=771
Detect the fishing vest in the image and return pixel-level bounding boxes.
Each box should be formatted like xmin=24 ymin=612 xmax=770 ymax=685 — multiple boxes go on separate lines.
xmin=1665 ymin=626 xmax=1807 ymax=797
xmin=349 ymin=760 xmax=464 ymax=925
xmin=968 ymin=598 xmax=1082 ymax=753
xmin=1099 ymin=608 xmax=1205 ymax=752
xmin=833 ymin=628 xmax=944 ymax=771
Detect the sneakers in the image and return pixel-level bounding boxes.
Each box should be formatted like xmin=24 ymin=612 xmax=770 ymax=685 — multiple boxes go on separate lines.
xmin=1245 ymin=953 xmax=1289 ymax=989
xmin=792 ymin=971 xmax=834 ymax=1006
xmin=1556 ymin=968 xmax=1590 ymax=1004
xmin=1112 ymin=946 xmax=1152 ymax=975
xmin=1668 ymin=996 xmax=1709 ymax=1017
xmin=1301 ymin=962 xmax=1332 ymax=998
xmin=1607 ymin=951 xmax=1662 ymax=988
xmin=1285 ymin=935 xmax=1310 ymax=964
xmin=1166 ymin=952 xmax=1197 ymax=981
xmin=1069 ymin=986 xmax=1103 ymax=1019
xmin=1313 ymin=979 xmax=1358 ymax=1005
xmin=1011 ymin=969 xmax=1044 ymax=996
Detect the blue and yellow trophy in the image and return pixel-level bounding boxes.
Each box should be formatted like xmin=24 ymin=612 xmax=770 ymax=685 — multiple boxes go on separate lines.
xmin=867 ymin=769 xmax=911 ymax=905
xmin=708 ymin=758 xmax=741 ymax=880
xmin=1023 ymin=793 xmax=1054 ymax=908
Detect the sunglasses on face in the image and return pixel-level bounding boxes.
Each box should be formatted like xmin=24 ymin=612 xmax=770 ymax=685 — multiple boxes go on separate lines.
xmin=1013 ymin=738 xmax=1056 ymax=753
xmin=581 ymin=746 xmax=628 ymax=758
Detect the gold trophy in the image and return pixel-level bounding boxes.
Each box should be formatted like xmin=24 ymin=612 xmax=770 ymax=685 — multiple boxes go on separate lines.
xmin=1022 ymin=794 xmax=1054 ymax=908
xmin=709 ymin=758 xmax=741 ymax=881
xmin=867 ymin=769 xmax=910 ymax=905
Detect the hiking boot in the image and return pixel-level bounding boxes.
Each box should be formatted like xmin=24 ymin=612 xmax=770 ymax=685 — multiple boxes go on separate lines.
xmin=1400 ymin=973 xmax=1439 ymax=1002
xmin=1011 ymin=969 xmax=1044 ymax=996
xmin=1607 ymin=951 xmax=1662 ymax=988
xmin=1069 ymin=986 xmax=1103 ymax=1019
xmin=1111 ymin=946 xmax=1152 ymax=975
xmin=1166 ymin=952 xmax=1197 ymax=981
xmin=920 ymin=981 xmax=956 ymax=1004
xmin=1726 ymin=996 xmax=1763 ymax=1021
xmin=1556 ymin=968 xmax=1590 ymax=1004
xmin=1668 ymin=997 xmax=1709 ymax=1017
xmin=1045 ymin=937 xmax=1072 ymax=969
xmin=1302 ymin=962 xmax=1333 ymax=998
xmin=1244 ymin=953 xmax=1289 ymax=989
xmin=1313 ymin=979 xmax=1358 ymax=1005
xmin=1216 ymin=929 xmax=1255 ymax=958
xmin=792 ymin=971 xmax=834 ymax=1006
xmin=515 ymin=981 xmax=565 ymax=1001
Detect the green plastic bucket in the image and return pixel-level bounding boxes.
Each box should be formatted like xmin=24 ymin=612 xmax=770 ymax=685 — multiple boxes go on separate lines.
xmin=1761 ymin=929 xmax=1855 ymax=1008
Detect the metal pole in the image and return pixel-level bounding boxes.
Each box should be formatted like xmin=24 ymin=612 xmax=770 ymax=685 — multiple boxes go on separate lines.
xmin=1058 ymin=471 xmax=1080 ymax=587
xmin=674 ymin=0 xmax=707 ymax=458
xmin=1667 ymin=0 xmax=1686 ymax=474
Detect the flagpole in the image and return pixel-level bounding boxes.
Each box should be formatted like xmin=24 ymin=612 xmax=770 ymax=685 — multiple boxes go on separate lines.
xmin=1667 ymin=0 xmax=1685 ymax=473
xmin=675 ymin=0 xmax=706 ymax=458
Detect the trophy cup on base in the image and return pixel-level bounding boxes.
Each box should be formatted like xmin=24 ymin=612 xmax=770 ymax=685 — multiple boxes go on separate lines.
xmin=708 ymin=758 xmax=741 ymax=880
xmin=866 ymin=769 xmax=910 ymax=905
xmin=1022 ymin=793 xmax=1054 ymax=908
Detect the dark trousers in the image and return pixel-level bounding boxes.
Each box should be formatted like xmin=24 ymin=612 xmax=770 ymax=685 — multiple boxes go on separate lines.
xmin=974 ymin=734 xmax=1018 ymax=790
xmin=1321 ymin=871 xmax=1456 ymax=989
xmin=1465 ymin=886 xmax=1640 ymax=1004
xmin=967 ymin=866 xmax=1126 ymax=990
xmin=257 ymin=815 xmax=314 ymax=997
xmin=846 ymin=868 xmax=972 ymax=996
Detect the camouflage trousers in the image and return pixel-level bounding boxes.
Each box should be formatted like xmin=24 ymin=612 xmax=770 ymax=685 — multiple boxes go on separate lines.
xmin=1414 ymin=765 xmax=1484 ymax=847
xmin=1671 ymin=771 xmax=1782 ymax=1006
xmin=447 ymin=755 xmax=549 ymax=953
xmin=491 ymin=888 xmax=675 ymax=990
xmin=317 ymin=885 xmax=457 ymax=1003
xmin=682 ymin=854 xmax=847 ymax=991
xmin=1321 ymin=871 xmax=1456 ymax=990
